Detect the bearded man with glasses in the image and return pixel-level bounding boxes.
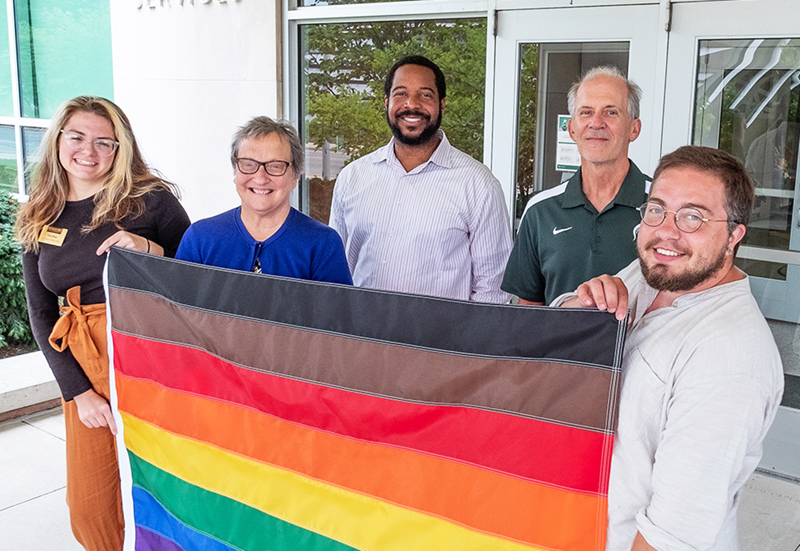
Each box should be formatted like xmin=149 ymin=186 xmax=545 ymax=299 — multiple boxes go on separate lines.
xmin=557 ymin=145 xmax=784 ymax=551
xmin=175 ymin=116 xmax=352 ymax=284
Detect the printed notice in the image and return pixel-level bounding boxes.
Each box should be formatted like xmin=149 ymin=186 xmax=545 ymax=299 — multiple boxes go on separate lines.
xmin=556 ymin=115 xmax=580 ymax=172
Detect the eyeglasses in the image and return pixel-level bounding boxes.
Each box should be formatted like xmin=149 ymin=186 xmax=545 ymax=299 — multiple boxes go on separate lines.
xmin=637 ymin=202 xmax=730 ymax=234
xmin=235 ymin=158 xmax=292 ymax=176
xmin=60 ymin=130 xmax=119 ymax=157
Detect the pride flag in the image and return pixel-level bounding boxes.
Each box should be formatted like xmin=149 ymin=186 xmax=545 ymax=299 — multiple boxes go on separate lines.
xmin=106 ymin=248 xmax=625 ymax=551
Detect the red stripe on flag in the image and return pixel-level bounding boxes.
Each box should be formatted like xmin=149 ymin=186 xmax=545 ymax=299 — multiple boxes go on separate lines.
xmin=113 ymin=332 xmax=611 ymax=494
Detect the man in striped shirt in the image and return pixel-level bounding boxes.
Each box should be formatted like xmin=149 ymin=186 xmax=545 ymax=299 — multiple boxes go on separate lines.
xmin=330 ymin=55 xmax=512 ymax=303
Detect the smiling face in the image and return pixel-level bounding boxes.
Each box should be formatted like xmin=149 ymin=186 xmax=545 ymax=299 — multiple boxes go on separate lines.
xmin=58 ymin=111 xmax=116 ymax=196
xmin=385 ymin=64 xmax=444 ymax=147
xmin=234 ymin=133 xmax=297 ymax=227
xmin=637 ymin=166 xmax=745 ymax=294
xmin=568 ymin=75 xmax=641 ymax=167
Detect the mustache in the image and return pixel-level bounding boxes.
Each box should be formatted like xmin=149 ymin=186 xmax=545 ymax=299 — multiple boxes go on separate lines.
xmin=640 ymin=237 xmax=688 ymax=256
xmin=395 ymin=109 xmax=430 ymax=120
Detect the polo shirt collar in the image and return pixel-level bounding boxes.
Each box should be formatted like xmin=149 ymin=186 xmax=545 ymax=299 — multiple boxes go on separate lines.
xmin=561 ymin=159 xmax=647 ymax=209
xmin=614 ymin=160 xmax=648 ymax=208
xmin=561 ymin=169 xmax=587 ymax=208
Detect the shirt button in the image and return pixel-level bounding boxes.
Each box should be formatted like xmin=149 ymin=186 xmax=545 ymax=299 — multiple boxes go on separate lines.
xmin=597 ymin=217 xmax=602 ymax=223
xmin=594 ymin=236 xmax=601 ymax=243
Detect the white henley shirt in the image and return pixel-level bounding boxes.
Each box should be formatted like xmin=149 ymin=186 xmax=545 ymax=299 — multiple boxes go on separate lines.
xmin=605 ymin=261 xmax=784 ymax=551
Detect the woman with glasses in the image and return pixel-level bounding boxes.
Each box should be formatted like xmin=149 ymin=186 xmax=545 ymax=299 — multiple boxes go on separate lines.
xmin=15 ymin=96 xmax=190 ymax=551
xmin=175 ymin=116 xmax=352 ymax=284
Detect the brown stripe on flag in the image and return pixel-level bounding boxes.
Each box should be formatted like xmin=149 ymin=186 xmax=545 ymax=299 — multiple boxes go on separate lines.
xmin=109 ymin=287 xmax=613 ymax=431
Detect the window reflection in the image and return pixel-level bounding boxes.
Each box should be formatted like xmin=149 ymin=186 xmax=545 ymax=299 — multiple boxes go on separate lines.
xmin=15 ymin=0 xmax=113 ymax=119
xmin=695 ymin=39 xmax=800 ymax=280
xmin=0 ymin=1 xmax=13 ymax=116
xmin=299 ymin=19 xmax=486 ymax=223
xmin=0 ymin=126 xmax=17 ymax=194
xmin=514 ymin=43 xmax=628 ymax=222
xmin=22 ymin=126 xmax=45 ymax=193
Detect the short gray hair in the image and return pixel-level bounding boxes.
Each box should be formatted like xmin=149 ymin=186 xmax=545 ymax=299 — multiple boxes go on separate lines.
xmin=567 ymin=66 xmax=642 ymax=121
xmin=230 ymin=116 xmax=304 ymax=177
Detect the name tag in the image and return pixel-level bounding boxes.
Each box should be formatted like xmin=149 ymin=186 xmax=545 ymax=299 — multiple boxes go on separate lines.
xmin=37 ymin=225 xmax=68 ymax=246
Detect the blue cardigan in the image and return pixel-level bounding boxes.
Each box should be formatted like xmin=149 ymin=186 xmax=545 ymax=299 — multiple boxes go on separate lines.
xmin=176 ymin=207 xmax=353 ymax=285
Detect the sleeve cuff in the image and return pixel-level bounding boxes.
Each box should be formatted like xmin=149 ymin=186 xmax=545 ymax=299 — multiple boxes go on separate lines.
xmin=549 ymin=291 xmax=577 ymax=307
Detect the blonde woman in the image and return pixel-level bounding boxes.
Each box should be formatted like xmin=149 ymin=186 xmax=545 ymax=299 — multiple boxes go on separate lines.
xmin=15 ymin=96 xmax=190 ymax=550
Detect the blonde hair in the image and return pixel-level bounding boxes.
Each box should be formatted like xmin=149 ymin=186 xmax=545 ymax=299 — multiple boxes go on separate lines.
xmin=15 ymin=96 xmax=179 ymax=252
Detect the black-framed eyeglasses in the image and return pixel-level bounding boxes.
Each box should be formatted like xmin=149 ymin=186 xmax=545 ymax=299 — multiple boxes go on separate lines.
xmin=235 ymin=158 xmax=291 ymax=176
xmin=60 ymin=130 xmax=119 ymax=157
xmin=637 ymin=202 xmax=730 ymax=234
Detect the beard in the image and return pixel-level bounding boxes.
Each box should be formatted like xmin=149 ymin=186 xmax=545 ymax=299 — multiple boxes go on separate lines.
xmin=386 ymin=109 xmax=442 ymax=146
xmin=638 ymin=239 xmax=728 ymax=293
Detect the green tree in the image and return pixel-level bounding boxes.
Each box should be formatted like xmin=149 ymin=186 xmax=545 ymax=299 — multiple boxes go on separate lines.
xmin=515 ymin=44 xmax=539 ymax=219
xmin=0 ymin=192 xmax=35 ymax=347
xmin=303 ymin=18 xmax=487 ymax=163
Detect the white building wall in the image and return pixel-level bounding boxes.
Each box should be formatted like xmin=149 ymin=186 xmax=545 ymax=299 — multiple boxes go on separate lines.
xmin=110 ymin=0 xmax=282 ymax=221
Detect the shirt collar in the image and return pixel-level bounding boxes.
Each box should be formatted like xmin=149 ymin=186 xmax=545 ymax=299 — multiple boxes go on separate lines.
xmin=561 ymin=169 xmax=587 ymax=208
xmin=614 ymin=161 xmax=649 ymax=208
xmin=375 ymin=130 xmax=452 ymax=172
xmin=669 ymin=272 xmax=751 ymax=308
xmin=561 ymin=159 xmax=649 ymax=210
xmin=632 ymin=268 xmax=750 ymax=325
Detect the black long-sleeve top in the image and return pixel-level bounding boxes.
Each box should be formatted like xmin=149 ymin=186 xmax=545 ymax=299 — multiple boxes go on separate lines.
xmin=22 ymin=189 xmax=191 ymax=400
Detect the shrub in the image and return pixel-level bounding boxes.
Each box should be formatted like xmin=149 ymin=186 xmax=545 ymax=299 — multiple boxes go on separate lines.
xmin=0 ymin=192 xmax=36 ymax=348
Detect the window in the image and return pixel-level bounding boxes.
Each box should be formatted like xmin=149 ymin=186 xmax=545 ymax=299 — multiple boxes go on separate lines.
xmin=694 ymin=38 xmax=800 ymax=283
xmin=0 ymin=1 xmax=12 ymax=116
xmin=288 ymin=2 xmax=489 ymax=222
xmin=0 ymin=125 xmax=15 ymax=193
xmin=0 ymin=0 xmax=113 ymax=196
xmin=514 ymin=42 xmax=629 ymax=220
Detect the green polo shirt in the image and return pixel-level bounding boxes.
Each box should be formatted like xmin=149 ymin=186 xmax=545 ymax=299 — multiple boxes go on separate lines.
xmin=502 ymin=161 xmax=651 ymax=305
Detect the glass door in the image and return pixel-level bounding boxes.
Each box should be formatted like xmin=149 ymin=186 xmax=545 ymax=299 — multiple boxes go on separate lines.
xmin=662 ymin=0 xmax=800 ymax=480
xmin=490 ymin=3 xmax=663 ymax=227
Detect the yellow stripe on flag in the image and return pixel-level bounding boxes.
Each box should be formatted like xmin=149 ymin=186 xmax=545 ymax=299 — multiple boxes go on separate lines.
xmin=122 ymin=412 xmax=546 ymax=551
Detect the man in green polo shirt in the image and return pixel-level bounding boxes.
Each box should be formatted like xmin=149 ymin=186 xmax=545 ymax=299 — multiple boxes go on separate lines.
xmin=502 ymin=66 xmax=651 ymax=305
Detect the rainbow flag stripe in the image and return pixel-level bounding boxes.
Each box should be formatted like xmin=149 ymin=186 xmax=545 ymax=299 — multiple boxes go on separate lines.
xmin=106 ymin=248 xmax=625 ymax=551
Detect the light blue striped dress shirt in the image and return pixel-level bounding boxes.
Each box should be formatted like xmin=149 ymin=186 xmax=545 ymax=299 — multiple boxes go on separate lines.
xmin=330 ymin=131 xmax=512 ymax=303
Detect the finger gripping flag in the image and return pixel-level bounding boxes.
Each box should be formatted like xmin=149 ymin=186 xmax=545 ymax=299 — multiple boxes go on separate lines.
xmin=106 ymin=248 xmax=625 ymax=551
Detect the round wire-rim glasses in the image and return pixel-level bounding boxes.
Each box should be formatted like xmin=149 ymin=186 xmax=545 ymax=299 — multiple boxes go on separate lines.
xmin=60 ymin=130 xmax=119 ymax=157
xmin=235 ymin=158 xmax=291 ymax=176
xmin=637 ymin=202 xmax=731 ymax=233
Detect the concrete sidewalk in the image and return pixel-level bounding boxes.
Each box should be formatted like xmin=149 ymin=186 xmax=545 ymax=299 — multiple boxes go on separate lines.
xmin=0 ymin=351 xmax=60 ymax=422
xmin=0 ymin=408 xmax=82 ymax=550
